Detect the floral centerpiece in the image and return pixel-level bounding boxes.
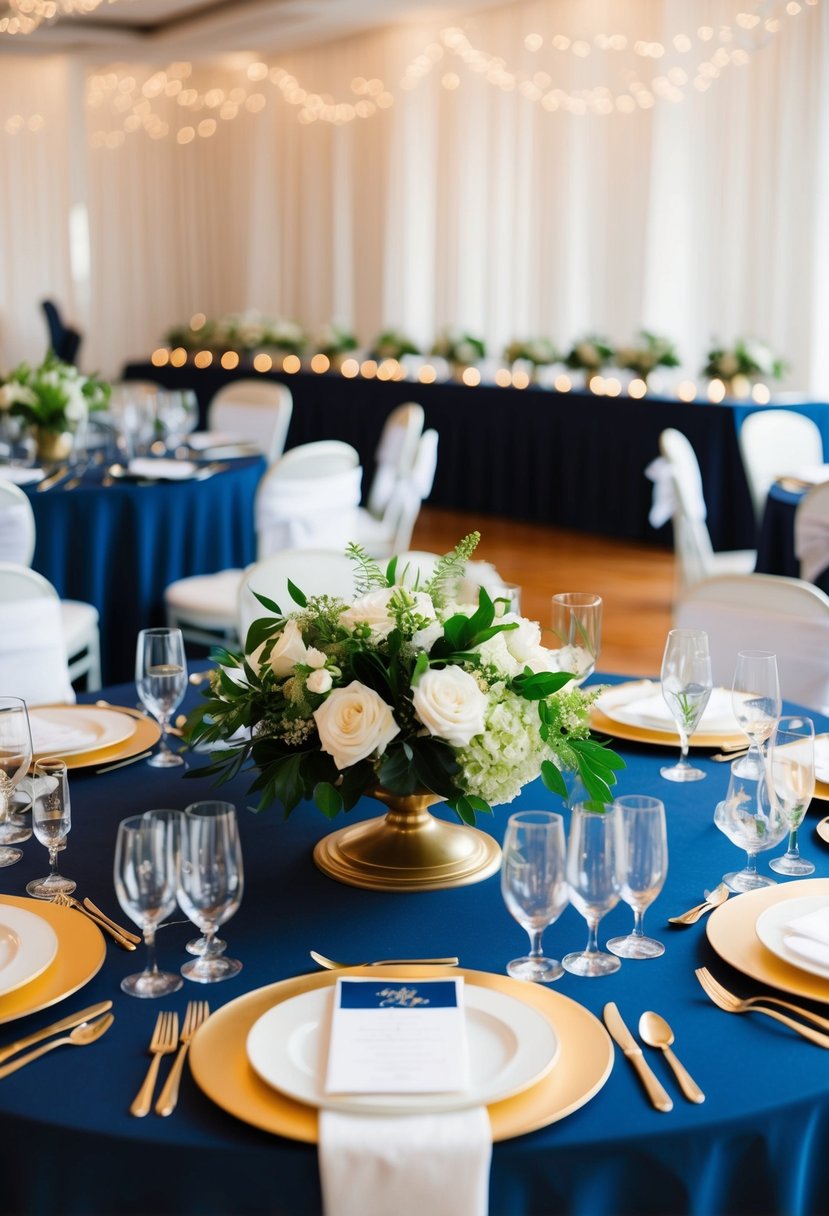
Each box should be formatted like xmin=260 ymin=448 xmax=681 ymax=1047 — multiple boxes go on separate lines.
xmin=503 ymin=338 xmax=558 ymax=369
xmin=314 ymin=323 xmax=359 ymax=363
xmin=0 ymin=351 xmax=110 ymax=461
xmin=188 ymin=535 xmax=623 ymax=838
xmin=564 ymin=335 xmax=615 ymax=387
xmin=615 ymin=331 xmax=680 ymax=384
xmin=369 ymin=329 xmax=421 ymax=361
xmin=432 ymin=328 xmax=486 ymax=375
xmin=702 ymin=338 xmax=786 ymax=389
xmin=165 ymin=311 xmax=306 ymax=356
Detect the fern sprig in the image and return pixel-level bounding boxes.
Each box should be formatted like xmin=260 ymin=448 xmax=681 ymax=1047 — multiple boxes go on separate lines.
xmin=345 ymin=542 xmax=388 ymax=597
xmin=425 ymin=531 xmax=480 ymax=608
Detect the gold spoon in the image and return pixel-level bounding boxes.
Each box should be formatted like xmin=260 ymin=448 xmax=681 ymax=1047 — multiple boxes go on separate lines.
xmin=638 ymin=1011 xmax=705 ymax=1103
xmin=0 ymin=1013 xmax=114 ymax=1079
xmin=310 ymin=950 xmax=459 ymax=970
xmin=667 ymin=882 xmax=729 ymax=926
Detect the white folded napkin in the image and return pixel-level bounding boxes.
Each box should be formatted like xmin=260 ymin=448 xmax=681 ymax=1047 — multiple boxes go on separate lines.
xmin=187 ymin=431 xmax=245 ymax=451
xmin=791 ymin=464 xmax=829 ymax=485
xmin=783 ymin=906 xmax=829 ymax=969
xmin=127 ymin=458 xmax=197 ymax=480
xmin=0 ymin=465 xmax=44 ymax=485
xmin=28 ymin=714 xmax=97 ymax=753
xmin=318 ymin=1107 xmax=491 ymax=1216
xmin=599 ymin=685 xmax=739 ymax=733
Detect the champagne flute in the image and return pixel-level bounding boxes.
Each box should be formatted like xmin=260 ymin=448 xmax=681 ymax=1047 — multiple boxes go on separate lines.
xmin=606 ymin=795 xmax=668 ymax=960
xmin=731 ymin=651 xmax=781 ymax=780
xmin=114 ymin=809 xmax=183 ymax=997
xmin=136 ymin=627 xmax=187 ymax=767
xmin=767 ymin=715 xmax=815 ymax=877
xmin=178 ymin=801 xmax=244 ymax=983
xmin=714 ymin=760 xmax=788 ymax=891
xmin=25 ymin=759 xmax=75 ymax=898
xmin=563 ymin=803 xmax=624 ymax=977
xmin=0 ymin=696 xmax=33 ymax=866
xmin=660 ymin=628 xmax=712 ymax=782
xmin=550 ymin=593 xmax=602 ymax=685
xmin=500 ymin=810 xmax=569 ymax=982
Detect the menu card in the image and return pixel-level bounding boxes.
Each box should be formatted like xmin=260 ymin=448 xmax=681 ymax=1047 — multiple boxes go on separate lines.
xmin=324 ymin=977 xmax=469 ymax=1095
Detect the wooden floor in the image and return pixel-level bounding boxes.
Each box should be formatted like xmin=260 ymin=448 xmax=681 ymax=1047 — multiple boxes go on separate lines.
xmin=411 ymin=506 xmax=676 ymax=679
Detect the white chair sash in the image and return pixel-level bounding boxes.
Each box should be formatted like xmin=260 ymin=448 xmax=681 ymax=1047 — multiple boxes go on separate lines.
xmin=645 ymin=456 xmax=680 ymax=529
xmin=256 ymin=465 xmax=363 ymax=556
xmin=0 ymin=504 xmax=34 ymax=565
xmin=0 ymin=598 xmax=75 ymax=704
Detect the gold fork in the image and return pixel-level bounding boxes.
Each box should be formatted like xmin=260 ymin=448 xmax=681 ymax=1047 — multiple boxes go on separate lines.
xmin=696 ymin=966 xmax=829 ymax=1033
xmin=50 ymin=892 xmax=136 ymax=951
xmin=130 ymin=1011 xmax=179 ymax=1117
xmin=154 ymin=1001 xmax=210 ymax=1117
xmin=695 ymin=968 xmax=829 ymax=1047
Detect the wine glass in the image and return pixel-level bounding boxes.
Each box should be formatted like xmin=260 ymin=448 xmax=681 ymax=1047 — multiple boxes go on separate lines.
xmin=25 ymin=759 xmax=75 ymax=898
xmin=714 ymin=759 xmax=788 ymax=892
xmin=0 ymin=696 xmax=33 ymax=866
xmin=767 ymin=715 xmax=816 ymax=877
xmin=550 ymin=593 xmax=602 ymax=684
xmin=731 ymin=651 xmax=781 ymax=779
xmin=136 ymin=627 xmax=188 ymax=767
xmin=659 ymin=628 xmax=713 ymax=782
xmin=114 ymin=809 xmax=183 ymax=998
xmin=157 ymin=390 xmax=198 ymax=454
xmin=177 ymin=801 xmax=244 ymax=983
xmin=606 ymin=795 xmax=668 ymax=960
xmin=500 ymin=810 xmax=569 ymax=983
xmin=563 ymin=803 xmax=625 ymax=977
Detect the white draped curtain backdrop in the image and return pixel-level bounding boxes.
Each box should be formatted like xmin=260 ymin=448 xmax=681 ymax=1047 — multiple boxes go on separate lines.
xmin=0 ymin=0 xmax=827 ymax=392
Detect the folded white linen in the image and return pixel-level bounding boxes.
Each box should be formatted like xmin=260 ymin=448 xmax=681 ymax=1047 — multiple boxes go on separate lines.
xmin=815 ymin=737 xmax=829 ymax=785
xmin=598 ymin=685 xmax=738 ymax=733
xmin=791 ymin=464 xmax=829 ymax=485
xmin=782 ymin=906 xmax=829 ymax=969
xmin=28 ymin=714 xmax=97 ymax=752
xmin=187 ymin=431 xmax=246 ymax=451
xmin=783 ymin=935 xmax=829 ymax=969
xmin=318 ymin=1107 xmax=491 ymax=1216
xmin=128 ymin=458 xmax=197 ymax=480
xmin=0 ymin=600 xmax=75 ymax=705
xmin=0 ymin=465 xmax=44 ymax=485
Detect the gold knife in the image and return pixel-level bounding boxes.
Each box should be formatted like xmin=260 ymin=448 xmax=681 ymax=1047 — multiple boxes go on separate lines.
xmin=603 ymin=1002 xmax=673 ymax=1112
xmin=36 ymin=464 xmax=70 ymax=492
xmin=82 ymin=898 xmax=141 ymax=945
xmin=0 ymin=1000 xmax=113 ymax=1066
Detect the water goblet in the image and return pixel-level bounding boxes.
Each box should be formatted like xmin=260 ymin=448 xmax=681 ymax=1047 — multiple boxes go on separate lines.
xmin=114 ymin=809 xmax=183 ymax=998
xmin=550 ymin=593 xmax=602 ymax=685
xmin=25 ymin=759 xmax=75 ymax=898
xmin=0 ymin=696 xmax=34 ymax=865
xmin=659 ymin=628 xmax=713 ymax=782
xmin=606 ymin=795 xmax=668 ymax=960
xmin=714 ymin=760 xmax=788 ymax=892
xmin=731 ymin=650 xmax=781 ymax=779
xmin=136 ymin=627 xmax=188 ymax=767
xmin=768 ymin=715 xmax=816 ymax=876
xmin=563 ymin=803 xmax=625 ymax=977
xmin=178 ymin=801 xmax=244 ymax=983
xmin=501 ymin=810 xmax=568 ymax=982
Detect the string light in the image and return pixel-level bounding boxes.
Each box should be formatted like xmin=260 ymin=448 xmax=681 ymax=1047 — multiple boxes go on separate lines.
xmin=1 ymin=0 xmax=121 ymax=36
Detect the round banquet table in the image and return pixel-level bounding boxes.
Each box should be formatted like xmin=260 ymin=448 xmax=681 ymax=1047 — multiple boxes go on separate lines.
xmin=21 ymin=456 xmax=266 ymax=685
xmin=1 ymin=672 xmax=829 ymax=1215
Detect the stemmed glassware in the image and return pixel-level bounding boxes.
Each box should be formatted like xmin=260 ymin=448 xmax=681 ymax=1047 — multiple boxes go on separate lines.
xmin=714 ymin=759 xmax=788 ymax=892
xmin=136 ymin=627 xmax=188 ymax=767
xmin=550 ymin=593 xmax=602 ymax=685
xmin=114 ymin=809 xmax=183 ymax=998
xmin=563 ymin=803 xmax=625 ymax=977
xmin=767 ymin=715 xmax=816 ymax=877
xmin=0 ymin=696 xmax=33 ymax=866
xmin=659 ymin=628 xmax=713 ymax=782
xmin=606 ymin=795 xmax=668 ymax=960
xmin=26 ymin=759 xmax=75 ymax=898
xmin=731 ymin=650 xmax=781 ymax=779
xmin=177 ymin=801 xmax=244 ymax=983
xmin=501 ymin=810 xmax=569 ymax=983
xmin=157 ymin=390 xmax=198 ymax=454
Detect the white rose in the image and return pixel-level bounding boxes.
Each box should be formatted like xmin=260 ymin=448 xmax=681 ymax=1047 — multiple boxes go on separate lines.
xmin=268 ymin=618 xmax=308 ymax=678
xmin=64 ymin=382 xmax=88 ymax=423
xmin=412 ymin=666 xmax=487 ymax=747
xmin=306 ymin=669 xmax=333 ymax=695
xmin=340 ymin=588 xmax=435 ymax=639
xmin=314 ymin=680 xmax=400 ymax=770
xmin=305 ymin=647 xmax=327 ymax=669
xmin=413 ymin=620 xmax=443 ymax=652
xmin=501 ymin=615 xmax=542 ymax=663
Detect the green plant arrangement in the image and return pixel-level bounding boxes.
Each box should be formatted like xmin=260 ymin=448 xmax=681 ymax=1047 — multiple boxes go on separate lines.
xmin=165 ymin=312 xmax=306 ymax=355
xmin=503 ymin=338 xmax=558 ymax=367
xmin=702 ymin=338 xmax=786 ymax=383
xmin=0 ymin=351 xmax=110 ymax=435
xmin=369 ymin=329 xmax=421 ymax=360
xmin=615 ymin=331 xmax=681 ymax=380
xmin=564 ymin=335 xmax=615 ymax=378
xmin=431 ymin=328 xmax=486 ymax=366
xmin=314 ymin=323 xmax=359 ymax=357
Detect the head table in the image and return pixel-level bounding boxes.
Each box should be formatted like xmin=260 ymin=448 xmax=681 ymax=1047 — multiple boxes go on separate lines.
xmin=1 ymin=671 xmax=829 ymax=1216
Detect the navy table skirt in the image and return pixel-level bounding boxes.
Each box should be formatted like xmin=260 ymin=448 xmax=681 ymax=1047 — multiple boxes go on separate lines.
xmin=755 ymin=482 xmax=829 ymax=596
xmin=1 ymin=671 xmax=829 ymax=1215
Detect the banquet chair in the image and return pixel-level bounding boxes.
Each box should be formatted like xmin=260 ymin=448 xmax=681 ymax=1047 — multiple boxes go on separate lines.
xmin=674 ymin=572 xmax=829 ymax=714
xmin=0 ymin=563 xmax=77 ymax=703
xmin=0 ymin=480 xmax=36 ymax=566
xmin=365 ymin=403 xmax=425 ymax=519
xmin=794 ymin=480 xmax=829 ymax=588
xmin=207 ymin=380 xmax=293 ymax=463
xmin=658 ymin=428 xmax=756 ymax=588
xmin=238 ymin=550 xmax=358 ymax=648
xmin=738 ymin=410 xmax=823 ymax=525
xmin=349 ymin=429 xmax=439 ymax=559
xmin=40 ymin=299 xmax=81 ymax=366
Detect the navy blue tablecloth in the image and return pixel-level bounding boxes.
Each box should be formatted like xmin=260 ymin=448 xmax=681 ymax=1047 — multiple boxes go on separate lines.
xmin=1 ymin=672 xmax=829 ymax=1215
xmin=23 ymin=457 xmax=265 ymax=684
xmin=755 ymin=482 xmax=829 ymax=598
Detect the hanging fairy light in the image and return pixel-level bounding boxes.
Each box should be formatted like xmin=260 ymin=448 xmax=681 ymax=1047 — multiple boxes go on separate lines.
xmin=1 ymin=0 xmax=123 ymax=35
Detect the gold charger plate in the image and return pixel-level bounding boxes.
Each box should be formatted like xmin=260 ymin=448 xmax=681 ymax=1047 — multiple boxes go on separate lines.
xmin=590 ymin=681 xmax=745 ymax=750
xmin=706 ymin=877 xmax=829 ymax=1001
xmin=0 ymin=895 xmax=106 ymax=1024
xmin=30 ymin=705 xmax=160 ymax=771
xmin=189 ymin=965 xmax=613 ymax=1143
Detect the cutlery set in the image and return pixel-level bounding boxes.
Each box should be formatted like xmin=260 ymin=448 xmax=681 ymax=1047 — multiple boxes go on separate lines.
xmin=668 ymin=883 xmax=730 ymax=925
xmin=0 ymin=1002 xmax=114 ymax=1078
xmin=695 ymin=968 xmax=829 ymax=1046
xmin=310 ymin=950 xmax=460 ymax=970
xmin=50 ymin=892 xmax=140 ymax=950
xmin=130 ymin=1001 xmax=210 ymax=1118
xmin=603 ymin=1002 xmax=703 ymax=1112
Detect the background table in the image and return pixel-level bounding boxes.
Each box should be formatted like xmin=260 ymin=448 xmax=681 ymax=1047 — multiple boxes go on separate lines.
xmin=1 ymin=671 xmax=829 ymax=1215
xmin=755 ymin=481 xmax=829 ymax=598
xmin=23 ymin=457 xmax=265 ymax=684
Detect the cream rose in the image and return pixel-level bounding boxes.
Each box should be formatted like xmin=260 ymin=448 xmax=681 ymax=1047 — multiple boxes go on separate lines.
xmin=340 ymin=588 xmax=436 ymax=639
xmin=306 ymin=668 xmax=333 ymax=695
xmin=268 ymin=618 xmax=308 ymax=678
xmin=314 ymin=680 xmax=400 ymax=770
xmin=412 ymin=666 xmax=487 ymax=747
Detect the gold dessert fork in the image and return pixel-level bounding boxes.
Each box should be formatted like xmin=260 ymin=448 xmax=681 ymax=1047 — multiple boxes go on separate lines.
xmin=695 ymin=968 xmax=829 ymax=1046
xmin=154 ymin=1000 xmax=210 ymax=1117
xmin=130 ymin=1011 xmax=179 ymax=1117
xmin=695 ymin=967 xmax=829 ymax=1033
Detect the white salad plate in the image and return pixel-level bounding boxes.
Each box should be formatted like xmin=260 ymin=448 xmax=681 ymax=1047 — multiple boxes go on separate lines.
xmin=0 ymin=905 xmax=59 ymax=998
xmin=755 ymin=895 xmax=829 ymax=980
xmin=28 ymin=706 xmax=137 ymax=759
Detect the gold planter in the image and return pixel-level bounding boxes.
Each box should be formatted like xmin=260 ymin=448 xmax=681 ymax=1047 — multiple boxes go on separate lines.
xmin=33 ymin=426 xmax=73 ymax=462
xmin=313 ymin=788 xmax=502 ymax=892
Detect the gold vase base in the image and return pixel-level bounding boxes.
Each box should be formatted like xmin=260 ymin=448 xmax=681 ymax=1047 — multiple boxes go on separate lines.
xmin=313 ymin=807 xmax=502 ymax=892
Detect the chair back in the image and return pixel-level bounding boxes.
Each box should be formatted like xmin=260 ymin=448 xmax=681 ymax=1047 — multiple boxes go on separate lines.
xmin=375 ymin=429 xmax=439 ymax=556
xmin=255 ymin=441 xmax=362 ymax=558
xmin=658 ymin=428 xmax=717 ymax=585
xmin=40 ymin=299 xmax=81 ymax=365
xmin=208 ymin=380 xmax=293 ymax=463
xmin=366 ymin=403 xmax=425 ymax=519
xmin=739 ymin=410 xmax=823 ymax=524
xmin=238 ymin=550 xmax=357 ymax=647
xmin=794 ymin=480 xmax=829 ymax=585
xmin=0 ymin=563 xmax=75 ymax=703
xmin=0 ymin=480 xmax=36 ymax=566
xmin=674 ymin=572 xmax=829 ymax=713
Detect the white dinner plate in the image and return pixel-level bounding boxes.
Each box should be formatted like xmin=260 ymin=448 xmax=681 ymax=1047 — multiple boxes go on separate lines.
xmin=595 ymin=682 xmax=739 ymax=734
xmin=28 ymin=706 xmax=137 ymax=759
xmin=246 ymin=982 xmax=559 ymax=1115
xmin=755 ymin=895 xmax=829 ymax=980
xmin=0 ymin=905 xmax=59 ymax=998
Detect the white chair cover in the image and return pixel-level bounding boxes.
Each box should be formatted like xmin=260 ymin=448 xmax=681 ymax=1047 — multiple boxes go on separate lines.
xmin=255 ymin=464 xmax=363 ymax=557
xmin=0 ymin=598 xmax=75 ymax=704
xmin=795 ymin=482 xmax=829 ymax=585
xmin=208 ymin=381 xmax=293 ymax=463
xmin=644 ymin=456 xmax=680 ymax=529
xmin=738 ymin=410 xmax=823 ymax=523
xmin=367 ymin=404 xmax=424 ymax=519
xmin=238 ymin=550 xmax=357 ymax=643
xmin=0 ymin=481 xmax=36 ymax=566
